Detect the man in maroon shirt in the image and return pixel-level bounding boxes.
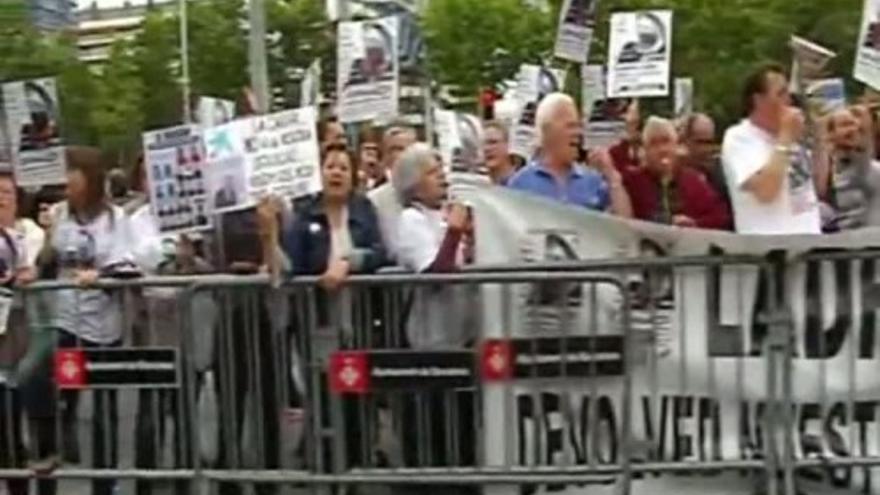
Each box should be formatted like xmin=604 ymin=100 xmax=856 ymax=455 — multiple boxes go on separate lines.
xmin=623 ymin=116 xmax=732 ymax=230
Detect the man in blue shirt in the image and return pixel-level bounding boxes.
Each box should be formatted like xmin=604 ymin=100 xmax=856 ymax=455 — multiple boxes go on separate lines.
xmin=508 ymin=93 xmax=633 ymax=216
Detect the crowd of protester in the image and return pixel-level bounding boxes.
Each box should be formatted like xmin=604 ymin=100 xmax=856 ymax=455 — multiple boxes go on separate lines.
xmin=1 ymin=61 xmax=880 ymax=494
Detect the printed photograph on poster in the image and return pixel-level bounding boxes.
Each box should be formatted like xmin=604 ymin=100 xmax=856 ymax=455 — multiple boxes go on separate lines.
xmin=196 ymin=97 xmax=235 ymax=128
xmin=581 ymin=65 xmax=628 ymax=149
xmin=2 ymin=78 xmax=67 ymax=187
xmin=553 ymin=0 xmax=598 ymax=63
xmin=511 ymin=65 xmax=566 ymax=159
xmin=607 ymin=10 xmax=673 ymax=98
xmin=204 ymin=119 xmax=251 ymax=213
xmin=337 ymin=17 xmax=399 ymax=124
xmin=143 ymin=125 xmax=212 ymax=234
xmin=674 ymin=78 xmax=693 ymax=120
xmin=301 ymin=59 xmax=322 ymax=108
xmin=856 ymin=0 xmax=880 ymax=90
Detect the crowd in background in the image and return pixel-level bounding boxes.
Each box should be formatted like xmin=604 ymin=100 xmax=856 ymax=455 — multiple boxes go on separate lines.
xmin=1 ymin=60 xmax=880 ymax=495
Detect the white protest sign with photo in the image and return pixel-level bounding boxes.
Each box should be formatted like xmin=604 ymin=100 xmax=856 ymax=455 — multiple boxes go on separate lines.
xmin=510 ymin=65 xmax=566 ymax=159
xmin=143 ymin=125 xmax=212 ymax=234
xmin=2 ymin=78 xmax=66 ymax=187
xmin=203 ymin=119 xmax=251 ymax=213
xmin=205 ymin=107 xmax=322 ymax=209
xmin=434 ymin=108 xmax=461 ymax=171
xmin=337 ymin=16 xmax=399 ymax=124
xmin=553 ymin=0 xmax=598 ymax=63
xmin=301 ymin=58 xmax=322 ymax=108
xmin=196 ymin=97 xmax=235 ymax=128
xmin=674 ymin=77 xmax=693 ymax=120
xmin=856 ymin=0 xmax=880 ymax=90
xmin=607 ymin=10 xmax=673 ymax=98
xmin=581 ymin=64 xmax=626 ymax=149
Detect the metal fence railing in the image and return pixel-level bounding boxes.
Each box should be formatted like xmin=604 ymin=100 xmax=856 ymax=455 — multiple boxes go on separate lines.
xmin=0 ymin=252 xmax=876 ymax=495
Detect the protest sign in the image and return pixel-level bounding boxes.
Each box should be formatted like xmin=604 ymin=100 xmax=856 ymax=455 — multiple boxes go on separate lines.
xmin=435 ymin=110 xmax=483 ymax=172
xmin=2 ymin=78 xmax=66 ymax=187
xmin=674 ymin=77 xmax=693 ymax=120
xmin=805 ymin=78 xmax=847 ymax=117
xmin=553 ymin=0 xmax=598 ymax=63
xmin=448 ymin=175 xmax=880 ymax=495
xmin=337 ymin=16 xmax=399 ymax=124
xmin=607 ymin=10 xmax=673 ymax=98
xmin=196 ymin=97 xmax=235 ymax=128
xmin=434 ymin=108 xmax=460 ymax=171
xmin=581 ymin=65 xmax=626 ymax=149
xmin=510 ymin=65 xmax=566 ymax=159
xmin=856 ymin=0 xmax=880 ymax=91
xmin=143 ymin=125 xmax=212 ymax=234
xmin=203 ymin=119 xmax=250 ymax=213
xmin=204 ymin=106 xmax=321 ymax=211
xmin=300 ymin=59 xmax=322 ymax=109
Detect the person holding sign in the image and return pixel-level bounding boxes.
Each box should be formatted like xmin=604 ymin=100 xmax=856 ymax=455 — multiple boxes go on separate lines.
xmin=284 ymin=148 xmax=386 ymax=283
xmin=508 ymin=93 xmax=633 ymax=217
xmin=721 ymin=63 xmax=821 ymax=234
xmin=623 ymin=117 xmax=732 ymax=229
xmin=814 ymin=106 xmax=880 ymax=230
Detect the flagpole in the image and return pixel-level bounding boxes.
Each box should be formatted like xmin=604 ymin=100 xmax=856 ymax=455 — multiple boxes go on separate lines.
xmin=179 ymin=0 xmax=191 ymax=123
xmin=248 ymin=0 xmax=270 ymax=114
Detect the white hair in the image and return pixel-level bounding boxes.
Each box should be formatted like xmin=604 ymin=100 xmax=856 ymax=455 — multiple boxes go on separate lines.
xmin=535 ymin=92 xmax=577 ymax=143
xmin=392 ymin=142 xmax=436 ymax=206
xmin=642 ymin=116 xmax=677 ymax=144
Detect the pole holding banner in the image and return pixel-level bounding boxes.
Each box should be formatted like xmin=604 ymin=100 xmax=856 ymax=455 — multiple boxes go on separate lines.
xmin=248 ymin=0 xmax=271 ymax=114
xmin=179 ymin=0 xmax=192 ymax=123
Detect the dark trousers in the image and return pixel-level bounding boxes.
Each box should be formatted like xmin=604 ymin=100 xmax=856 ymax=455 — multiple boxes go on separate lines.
xmin=215 ymin=295 xmax=281 ymax=495
xmin=135 ymin=388 xmax=190 ymax=495
xmin=0 ymin=383 xmax=27 ymax=495
xmin=57 ymin=330 xmax=119 ymax=495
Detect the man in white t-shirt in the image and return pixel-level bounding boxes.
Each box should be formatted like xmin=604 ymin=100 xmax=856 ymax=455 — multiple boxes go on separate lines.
xmin=721 ymin=63 xmax=821 ymax=234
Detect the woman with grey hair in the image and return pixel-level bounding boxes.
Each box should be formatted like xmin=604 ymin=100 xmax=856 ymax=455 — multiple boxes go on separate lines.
xmin=393 ymin=142 xmax=471 ymax=279
xmin=392 ymin=141 xmax=477 ymax=482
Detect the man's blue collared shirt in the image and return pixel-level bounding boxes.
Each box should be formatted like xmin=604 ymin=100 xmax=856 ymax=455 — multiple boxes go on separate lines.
xmin=506 ymin=159 xmax=610 ymax=211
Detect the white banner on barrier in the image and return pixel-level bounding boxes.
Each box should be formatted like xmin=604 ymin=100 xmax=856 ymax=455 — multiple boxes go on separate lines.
xmin=451 ymin=175 xmax=880 ymax=495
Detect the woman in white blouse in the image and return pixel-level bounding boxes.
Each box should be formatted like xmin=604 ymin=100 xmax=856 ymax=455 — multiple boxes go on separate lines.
xmin=39 ymin=146 xmax=133 ymax=495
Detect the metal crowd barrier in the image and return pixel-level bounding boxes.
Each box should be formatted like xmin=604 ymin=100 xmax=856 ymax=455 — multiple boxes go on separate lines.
xmin=0 ymin=252 xmax=874 ymax=495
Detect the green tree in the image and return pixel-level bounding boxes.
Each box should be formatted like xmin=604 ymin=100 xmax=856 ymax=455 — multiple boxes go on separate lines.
xmin=266 ymin=0 xmax=333 ymax=108
xmin=91 ymin=41 xmax=145 ymax=166
xmin=188 ymin=0 xmax=248 ymax=101
xmin=133 ymin=11 xmax=182 ymax=130
xmin=422 ymin=0 xmax=556 ymax=101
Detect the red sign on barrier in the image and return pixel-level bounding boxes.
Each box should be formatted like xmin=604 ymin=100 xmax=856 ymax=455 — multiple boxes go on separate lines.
xmin=481 ymin=340 xmax=512 ymax=381
xmin=329 ymin=351 xmax=370 ymax=394
xmin=55 ymin=349 xmax=86 ymax=389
